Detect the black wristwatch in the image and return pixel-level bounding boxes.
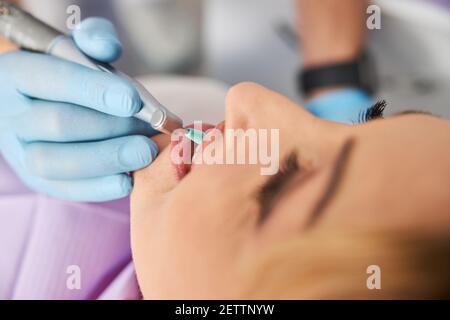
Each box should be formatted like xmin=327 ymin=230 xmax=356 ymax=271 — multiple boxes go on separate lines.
xmin=298 ymin=52 xmax=378 ymax=97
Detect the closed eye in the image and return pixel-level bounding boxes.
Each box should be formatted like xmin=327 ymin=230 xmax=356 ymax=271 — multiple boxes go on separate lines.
xmin=360 ymin=100 xmax=438 ymax=123
xmin=256 ymin=152 xmax=301 ymax=225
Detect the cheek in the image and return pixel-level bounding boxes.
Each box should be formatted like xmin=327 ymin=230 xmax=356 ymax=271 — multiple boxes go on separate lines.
xmin=136 ymin=188 xmax=258 ymax=299
xmin=169 ymin=167 xmax=260 ymax=237
xmin=131 ymin=140 xmax=179 ymax=199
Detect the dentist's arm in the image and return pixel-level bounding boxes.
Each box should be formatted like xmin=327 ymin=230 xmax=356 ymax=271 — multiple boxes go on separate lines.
xmin=296 ymin=0 xmax=374 ymax=124
xmin=0 ymin=18 xmax=158 ymax=202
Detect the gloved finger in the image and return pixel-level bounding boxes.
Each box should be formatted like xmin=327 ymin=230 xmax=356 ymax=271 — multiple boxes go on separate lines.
xmin=23 ymin=135 xmax=158 ymax=180
xmin=73 ymin=17 xmax=122 ymax=63
xmin=7 ymin=51 xmax=141 ymax=117
xmin=31 ymin=174 xmax=133 ymax=202
xmin=0 ymin=79 xmax=31 ymax=118
xmin=16 ymin=99 xmax=157 ymax=143
xmin=306 ymin=88 xmax=374 ymax=124
xmin=0 ymin=134 xmax=134 ymax=202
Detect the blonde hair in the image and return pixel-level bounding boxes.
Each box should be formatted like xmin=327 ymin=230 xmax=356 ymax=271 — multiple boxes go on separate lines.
xmin=240 ymin=230 xmax=450 ymax=299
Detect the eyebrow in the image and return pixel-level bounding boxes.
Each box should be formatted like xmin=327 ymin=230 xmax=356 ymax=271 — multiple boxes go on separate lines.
xmin=304 ymin=138 xmax=355 ymax=228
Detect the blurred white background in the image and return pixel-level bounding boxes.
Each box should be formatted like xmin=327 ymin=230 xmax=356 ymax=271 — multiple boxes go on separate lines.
xmin=20 ymin=0 xmax=450 ymax=117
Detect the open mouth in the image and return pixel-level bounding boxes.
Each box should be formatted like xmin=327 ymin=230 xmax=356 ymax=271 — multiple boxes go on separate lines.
xmin=170 ymin=123 xmax=216 ymax=180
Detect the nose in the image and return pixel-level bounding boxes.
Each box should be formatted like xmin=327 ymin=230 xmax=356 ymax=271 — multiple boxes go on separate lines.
xmin=224 ymin=82 xmax=315 ymax=131
xmin=223 ymin=82 xmax=347 ymax=167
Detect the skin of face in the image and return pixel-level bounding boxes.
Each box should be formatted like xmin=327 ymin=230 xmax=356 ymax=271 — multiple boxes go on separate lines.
xmin=130 ymin=83 xmax=450 ymax=299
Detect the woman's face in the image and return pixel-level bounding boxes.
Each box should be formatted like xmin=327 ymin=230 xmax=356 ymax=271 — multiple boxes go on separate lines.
xmin=131 ymin=83 xmax=450 ymax=299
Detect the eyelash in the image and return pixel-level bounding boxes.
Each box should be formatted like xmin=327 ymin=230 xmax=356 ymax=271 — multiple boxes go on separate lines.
xmin=358 ymin=100 xmax=387 ymax=123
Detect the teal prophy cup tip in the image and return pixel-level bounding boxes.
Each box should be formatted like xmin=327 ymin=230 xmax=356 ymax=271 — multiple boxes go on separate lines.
xmin=185 ymin=128 xmax=205 ymax=145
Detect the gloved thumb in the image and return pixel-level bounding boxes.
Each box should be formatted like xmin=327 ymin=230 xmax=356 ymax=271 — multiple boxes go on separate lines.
xmin=306 ymin=88 xmax=374 ymax=124
xmin=73 ymin=17 xmax=123 ymax=63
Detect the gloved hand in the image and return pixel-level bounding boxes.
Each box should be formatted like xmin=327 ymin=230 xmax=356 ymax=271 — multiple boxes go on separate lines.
xmin=305 ymin=88 xmax=374 ymax=124
xmin=0 ymin=18 xmax=158 ymax=202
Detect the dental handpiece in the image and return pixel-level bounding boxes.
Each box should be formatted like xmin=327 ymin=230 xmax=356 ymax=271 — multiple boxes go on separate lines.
xmin=0 ymin=1 xmax=183 ymax=135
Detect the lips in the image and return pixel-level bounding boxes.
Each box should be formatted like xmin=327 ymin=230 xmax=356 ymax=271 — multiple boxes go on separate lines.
xmin=170 ymin=123 xmax=215 ymax=180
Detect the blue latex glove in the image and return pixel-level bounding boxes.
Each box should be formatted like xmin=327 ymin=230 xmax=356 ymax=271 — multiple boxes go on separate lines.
xmin=0 ymin=18 xmax=158 ymax=202
xmin=306 ymin=88 xmax=374 ymax=124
